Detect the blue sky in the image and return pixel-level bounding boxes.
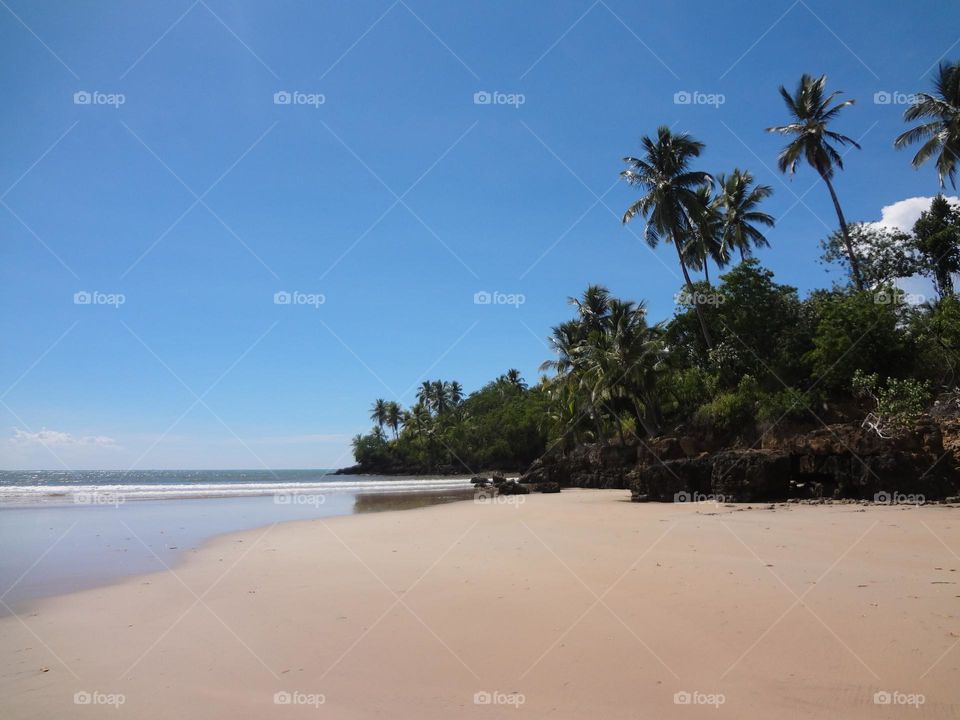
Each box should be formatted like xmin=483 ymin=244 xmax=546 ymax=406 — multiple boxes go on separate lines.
xmin=2 ymin=0 xmax=959 ymax=470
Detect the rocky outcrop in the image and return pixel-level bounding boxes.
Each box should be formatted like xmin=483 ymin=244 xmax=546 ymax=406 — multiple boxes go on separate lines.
xmin=521 ymin=421 xmax=960 ymax=503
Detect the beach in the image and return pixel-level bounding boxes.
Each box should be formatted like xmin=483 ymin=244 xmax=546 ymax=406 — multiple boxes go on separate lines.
xmin=2 ymin=489 xmax=958 ymax=718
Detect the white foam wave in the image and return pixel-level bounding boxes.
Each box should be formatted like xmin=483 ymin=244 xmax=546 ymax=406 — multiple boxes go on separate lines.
xmin=0 ymin=478 xmax=474 ymax=503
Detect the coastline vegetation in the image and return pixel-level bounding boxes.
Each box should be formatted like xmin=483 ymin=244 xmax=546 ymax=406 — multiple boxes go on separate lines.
xmin=349 ymin=63 xmax=960 ymax=475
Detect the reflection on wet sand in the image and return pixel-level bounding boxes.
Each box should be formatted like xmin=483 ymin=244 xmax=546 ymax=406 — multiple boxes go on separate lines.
xmin=352 ymin=489 xmax=475 ymax=513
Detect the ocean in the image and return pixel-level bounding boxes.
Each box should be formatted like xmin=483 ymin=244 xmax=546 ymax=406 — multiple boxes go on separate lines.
xmin=0 ymin=470 xmax=475 ymax=613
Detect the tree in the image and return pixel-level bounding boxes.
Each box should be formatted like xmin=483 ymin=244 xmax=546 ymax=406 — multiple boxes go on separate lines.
xmin=714 ymin=169 xmax=775 ymax=259
xmin=416 ymin=381 xmax=433 ymax=413
xmin=681 ymin=184 xmax=727 ymax=286
xmin=369 ymin=398 xmax=388 ymax=431
xmin=767 ymin=74 xmax=864 ymax=290
xmin=445 ymin=381 xmax=464 ymax=406
xmin=895 ymin=61 xmax=960 ymax=189
xmin=541 ymin=286 xmax=667 ymax=440
xmin=621 ymin=126 xmax=715 ymax=347
xmin=385 ymin=401 xmax=402 ymax=439
xmin=504 ymin=369 xmax=527 ymax=391
xmin=819 ymin=223 xmax=919 ymax=289
xmin=912 ymin=195 xmax=960 ymax=298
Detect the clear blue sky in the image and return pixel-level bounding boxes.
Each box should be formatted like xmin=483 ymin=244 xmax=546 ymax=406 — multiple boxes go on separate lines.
xmin=2 ymin=0 xmax=958 ymax=469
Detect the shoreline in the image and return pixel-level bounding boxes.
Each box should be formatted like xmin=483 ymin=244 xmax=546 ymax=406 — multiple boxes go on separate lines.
xmin=0 ymin=488 xmax=476 ymax=616
xmin=3 ymin=490 xmax=958 ymax=718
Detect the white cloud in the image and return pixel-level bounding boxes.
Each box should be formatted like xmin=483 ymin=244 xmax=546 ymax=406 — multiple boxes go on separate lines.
xmin=10 ymin=428 xmax=118 ymax=448
xmin=869 ymin=195 xmax=960 ymax=233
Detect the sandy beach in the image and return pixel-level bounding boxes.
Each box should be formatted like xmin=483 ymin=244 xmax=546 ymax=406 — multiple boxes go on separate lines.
xmin=2 ymin=490 xmax=958 ymax=719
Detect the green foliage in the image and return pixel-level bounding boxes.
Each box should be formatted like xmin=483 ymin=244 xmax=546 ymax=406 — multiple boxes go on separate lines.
xmin=852 ymin=370 xmax=930 ymax=433
xmin=351 ymin=375 xmax=549 ymax=473
xmin=804 ymin=287 xmax=914 ymax=391
xmin=693 ymin=375 xmax=760 ymax=433
xmin=820 ymin=223 xmax=919 ymax=289
xmin=912 ymin=195 xmax=960 ymax=297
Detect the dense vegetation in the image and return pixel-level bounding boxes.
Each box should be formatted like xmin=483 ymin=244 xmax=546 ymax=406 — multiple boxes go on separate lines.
xmin=349 ymin=63 xmax=960 ymax=474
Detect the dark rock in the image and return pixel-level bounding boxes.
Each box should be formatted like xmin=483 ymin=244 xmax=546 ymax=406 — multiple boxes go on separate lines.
xmin=498 ymin=480 xmax=530 ymax=495
xmin=629 ymin=456 xmax=712 ymax=502
xmin=536 ymin=482 xmax=561 ymax=494
xmin=711 ymin=450 xmax=791 ymax=502
xmin=470 ymin=476 xmax=490 ymax=486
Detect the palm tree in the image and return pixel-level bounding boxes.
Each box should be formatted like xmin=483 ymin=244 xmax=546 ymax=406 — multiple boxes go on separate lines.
xmin=444 ymin=381 xmax=464 ymax=406
xmin=369 ymin=398 xmax=388 ymax=431
xmin=895 ymin=61 xmax=960 ymax=189
xmin=504 ymin=369 xmax=527 ymax=390
xmin=682 ymin=184 xmax=727 ymax=286
xmin=714 ymin=169 xmax=775 ymax=260
xmin=767 ymin=73 xmax=864 ymax=290
xmin=385 ymin=401 xmax=402 ymax=439
xmin=541 ymin=289 xmax=667 ymax=440
xmin=416 ymin=381 xmax=433 ymax=413
xmin=621 ymin=126 xmax=715 ymax=347
xmin=430 ymin=380 xmax=449 ymax=414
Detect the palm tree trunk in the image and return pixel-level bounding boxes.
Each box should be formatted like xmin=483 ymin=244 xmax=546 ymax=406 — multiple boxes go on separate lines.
xmin=703 ymin=259 xmax=711 ymax=287
xmin=821 ymin=173 xmax=865 ymax=291
xmin=672 ymin=236 xmax=714 ymax=348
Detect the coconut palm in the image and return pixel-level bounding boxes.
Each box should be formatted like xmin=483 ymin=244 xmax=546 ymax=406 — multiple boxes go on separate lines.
xmin=444 ymin=381 xmax=464 ymax=406
xmin=714 ymin=169 xmax=775 ymax=260
xmin=767 ymin=73 xmax=864 ymax=290
xmin=385 ymin=401 xmax=402 ymax=439
xmin=504 ymin=369 xmax=527 ymax=391
xmin=895 ymin=61 xmax=960 ymax=189
xmin=681 ymin=184 xmax=727 ymax=286
xmin=416 ymin=381 xmax=433 ymax=413
xmin=621 ymin=126 xmax=715 ymax=347
xmin=430 ymin=380 xmax=449 ymax=414
xmin=369 ymin=398 xmax=388 ymax=431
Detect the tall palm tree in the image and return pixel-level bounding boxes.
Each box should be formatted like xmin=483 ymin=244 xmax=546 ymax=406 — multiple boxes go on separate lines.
xmin=714 ymin=169 xmax=775 ymax=259
xmin=767 ymin=73 xmax=864 ymax=290
xmin=430 ymin=380 xmax=449 ymax=414
xmin=369 ymin=398 xmax=388 ymax=431
xmin=895 ymin=61 xmax=960 ymax=189
xmin=444 ymin=381 xmax=464 ymax=406
xmin=621 ymin=126 xmax=715 ymax=347
xmin=681 ymin=184 xmax=727 ymax=286
xmin=385 ymin=401 xmax=402 ymax=439
xmin=416 ymin=381 xmax=433 ymax=413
